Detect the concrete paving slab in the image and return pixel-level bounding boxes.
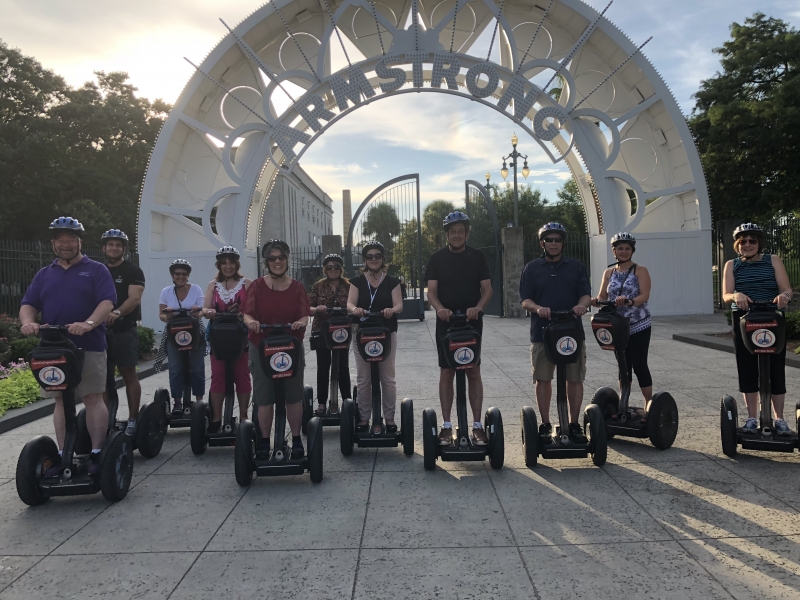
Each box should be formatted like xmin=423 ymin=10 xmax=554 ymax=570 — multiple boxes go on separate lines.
xmin=0 ymin=556 xmax=43 ymax=592
xmin=170 ymin=549 xmax=358 ymax=600
xmin=0 ymin=552 xmax=198 ymax=600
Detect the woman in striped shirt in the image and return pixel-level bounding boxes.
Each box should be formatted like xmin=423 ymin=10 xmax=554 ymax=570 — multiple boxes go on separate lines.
xmin=722 ymin=223 xmax=793 ymax=435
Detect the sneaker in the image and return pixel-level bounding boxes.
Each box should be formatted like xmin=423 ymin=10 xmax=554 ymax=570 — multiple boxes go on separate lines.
xmin=740 ymin=417 xmax=758 ymax=434
xmin=256 ymin=440 xmax=271 ymax=460
xmin=438 ymin=427 xmax=453 ymax=446
xmin=43 ymin=462 xmax=62 ymax=479
xmin=471 ymin=426 xmax=488 ymax=446
xmin=208 ymin=420 xmax=222 ymax=434
xmin=775 ymin=419 xmax=793 ymax=436
xmin=538 ymin=422 xmax=553 ymax=441
xmin=124 ymin=420 xmax=137 ymax=436
xmin=88 ymin=452 xmax=101 ymax=476
xmin=569 ymin=422 xmax=587 ymax=444
xmin=291 ymin=440 xmax=305 ymax=459
xmin=172 ymin=401 xmax=183 ymax=415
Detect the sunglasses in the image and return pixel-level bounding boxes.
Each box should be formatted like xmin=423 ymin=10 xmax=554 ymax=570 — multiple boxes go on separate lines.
xmin=543 ymin=237 xmax=563 ymax=244
xmin=365 ymin=253 xmax=383 ymax=260
xmin=325 ymin=264 xmax=342 ymax=271
xmin=739 ymin=238 xmax=759 ymax=246
xmin=266 ymin=255 xmax=288 ymax=262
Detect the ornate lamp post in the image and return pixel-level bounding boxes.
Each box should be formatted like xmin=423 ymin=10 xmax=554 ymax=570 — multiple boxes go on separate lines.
xmin=500 ymin=133 xmax=530 ymax=227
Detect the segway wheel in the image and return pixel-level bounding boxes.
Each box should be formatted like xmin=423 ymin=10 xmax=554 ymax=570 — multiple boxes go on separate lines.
xmin=100 ymin=433 xmax=134 ymax=502
xmin=301 ymin=385 xmax=314 ymax=435
xmin=520 ymin=406 xmax=539 ymax=468
xmin=135 ymin=401 xmax=167 ymax=458
xmin=307 ymin=417 xmax=324 ymax=483
xmin=352 ymin=385 xmax=358 ymax=407
xmin=422 ymin=408 xmax=438 ymax=471
xmin=591 ymin=387 xmax=619 ymax=440
xmin=340 ymin=399 xmax=356 ymax=456
xmin=190 ymin=400 xmax=209 ymax=455
xmin=485 ymin=407 xmax=504 ymax=470
xmin=16 ymin=436 xmax=58 ymax=506
xmin=585 ymin=404 xmax=607 ymax=466
xmin=647 ymin=392 xmax=679 ymax=450
xmin=720 ymin=396 xmax=738 ymax=457
xmin=75 ymin=408 xmax=93 ymax=455
xmin=235 ymin=420 xmax=255 ymax=486
xmin=401 ymin=398 xmax=414 ymax=456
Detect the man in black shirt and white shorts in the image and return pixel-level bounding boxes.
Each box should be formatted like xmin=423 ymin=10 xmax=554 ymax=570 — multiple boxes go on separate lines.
xmin=102 ymin=229 xmax=145 ymax=436
xmin=425 ymin=211 xmax=493 ymax=446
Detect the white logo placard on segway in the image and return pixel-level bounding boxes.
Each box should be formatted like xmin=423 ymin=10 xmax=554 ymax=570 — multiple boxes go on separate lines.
xmin=175 ymin=331 xmax=193 ymax=346
xmin=39 ymin=366 xmax=66 ymax=386
xmin=556 ymin=336 xmax=578 ymax=355
xmin=454 ymin=347 xmax=475 ymax=365
xmin=270 ymin=352 xmax=293 ymax=372
xmin=331 ymin=328 xmax=349 ymax=344
xmin=751 ymin=329 xmax=775 ymax=349
xmin=365 ymin=341 xmax=384 ymax=357
xmin=595 ymin=328 xmax=613 ymax=346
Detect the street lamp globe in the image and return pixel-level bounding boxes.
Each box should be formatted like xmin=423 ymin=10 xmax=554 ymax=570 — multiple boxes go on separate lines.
xmin=522 ymin=162 xmax=530 ymax=179
xmin=511 ymin=133 xmax=518 ymax=146
xmin=501 ymin=164 xmax=509 ymax=180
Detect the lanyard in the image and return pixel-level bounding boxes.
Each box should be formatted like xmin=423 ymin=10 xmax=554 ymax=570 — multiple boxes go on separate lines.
xmin=366 ymin=273 xmax=384 ymax=311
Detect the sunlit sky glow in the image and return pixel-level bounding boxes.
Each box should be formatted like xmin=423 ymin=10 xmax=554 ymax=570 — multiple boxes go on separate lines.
xmin=2 ymin=0 xmax=798 ymax=235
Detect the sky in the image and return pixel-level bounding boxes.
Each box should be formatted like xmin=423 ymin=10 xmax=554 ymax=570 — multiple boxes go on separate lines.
xmin=3 ymin=0 xmax=799 ymax=236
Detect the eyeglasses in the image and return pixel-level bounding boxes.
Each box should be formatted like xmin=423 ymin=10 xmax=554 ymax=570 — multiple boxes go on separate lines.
xmin=266 ymin=255 xmax=288 ymax=262
xmin=543 ymin=237 xmax=563 ymax=244
xmin=365 ymin=253 xmax=383 ymax=260
xmin=325 ymin=264 xmax=342 ymax=271
xmin=739 ymin=238 xmax=759 ymax=246
xmin=172 ymin=272 xmax=189 ymax=277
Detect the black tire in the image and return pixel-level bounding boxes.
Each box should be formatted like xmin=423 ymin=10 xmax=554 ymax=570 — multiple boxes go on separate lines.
xmin=647 ymin=392 xmax=679 ymax=450
xmin=75 ymin=408 xmax=93 ymax=455
xmin=585 ymin=404 xmax=607 ymax=466
xmin=235 ymin=420 xmax=255 ymax=486
xmin=302 ymin=385 xmax=314 ymax=435
xmin=520 ymin=406 xmax=539 ymax=468
xmin=154 ymin=387 xmax=170 ymax=425
xmin=308 ymin=417 xmax=324 ymax=483
xmin=100 ymin=433 xmax=134 ymax=502
xmin=422 ymin=408 xmax=438 ymax=471
xmin=720 ymin=396 xmax=738 ymax=457
xmin=401 ymin=398 xmax=414 ymax=456
xmin=485 ymin=407 xmax=504 ymax=470
xmin=591 ymin=387 xmax=618 ymax=440
xmin=16 ymin=436 xmax=58 ymax=506
xmin=135 ymin=401 xmax=167 ymax=458
xmin=340 ymin=399 xmax=355 ymax=456
xmin=352 ymin=385 xmax=358 ymax=407
xmin=190 ymin=400 xmax=209 ymax=455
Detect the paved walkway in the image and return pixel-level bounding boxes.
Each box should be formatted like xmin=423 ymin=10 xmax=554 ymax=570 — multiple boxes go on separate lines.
xmin=1 ymin=312 xmax=799 ymax=599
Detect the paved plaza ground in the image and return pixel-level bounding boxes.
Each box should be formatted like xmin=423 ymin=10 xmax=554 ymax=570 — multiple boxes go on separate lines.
xmin=0 ymin=311 xmax=799 ymax=599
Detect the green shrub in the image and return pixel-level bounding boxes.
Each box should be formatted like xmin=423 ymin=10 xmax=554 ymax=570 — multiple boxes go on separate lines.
xmin=0 ymin=368 xmax=40 ymax=418
xmin=724 ymin=309 xmax=732 ymax=326
xmin=8 ymin=337 xmax=40 ymax=363
xmin=137 ymin=325 xmax=155 ymax=359
xmin=0 ymin=314 xmax=23 ymax=343
xmin=786 ymin=312 xmax=800 ymax=339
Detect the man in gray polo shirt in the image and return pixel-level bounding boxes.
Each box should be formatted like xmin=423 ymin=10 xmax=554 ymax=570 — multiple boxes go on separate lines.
xmin=519 ymin=222 xmax=591 ymax=443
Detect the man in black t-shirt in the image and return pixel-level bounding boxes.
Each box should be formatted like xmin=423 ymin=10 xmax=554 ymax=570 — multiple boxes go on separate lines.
xmin=101 ymin=229 xmax=145 ymax=436
xmin=425 ymin=211 xmax=493 ymax=447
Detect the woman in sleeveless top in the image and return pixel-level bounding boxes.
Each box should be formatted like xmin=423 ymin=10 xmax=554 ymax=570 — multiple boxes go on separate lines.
xmin=202 ymin=247 xmax=253 ymax=430
xmin=722 ymin=223 xmax=793 ymax=435
xmin=591 ymin=232 xmax=653 ymax=414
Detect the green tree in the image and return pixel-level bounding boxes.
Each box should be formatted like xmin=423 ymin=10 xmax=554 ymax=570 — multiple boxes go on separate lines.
xmin=689 ymin=13 xmax=800 ymax=221
xmin=548 ymin=178 xmax=587 ymax=236
xmin=488 ymin=183 xmax=550 ymax=240
xmin=422 ymin=200 xmax=456 ymax=252
xmin=361 ymin=202 xmax=401 ymax=256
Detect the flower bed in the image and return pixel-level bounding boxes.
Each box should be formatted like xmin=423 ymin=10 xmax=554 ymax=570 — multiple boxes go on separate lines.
xmin=0 ymin=361 xmax=41 ymax=418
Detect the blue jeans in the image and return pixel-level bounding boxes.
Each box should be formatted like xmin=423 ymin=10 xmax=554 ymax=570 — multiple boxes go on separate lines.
xmin=166 ymin=341 xmax=206 ymax=400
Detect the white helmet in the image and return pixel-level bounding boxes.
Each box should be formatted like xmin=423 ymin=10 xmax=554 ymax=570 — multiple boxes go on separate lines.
xmin=611 ymin=232 xmax=636 ymax=247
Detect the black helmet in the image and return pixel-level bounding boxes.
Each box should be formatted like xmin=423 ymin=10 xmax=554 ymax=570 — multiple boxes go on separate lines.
xmin=101 ymin=229 xmax=129 ymax=245
xmin=538 ymin=222 xmax=566 ymax=240
xmin=169 ymin=258 xmax=192 ymax=274
xmin=261 ymin=239 xmax=290 ymax=258
xmin=216 ymin=245 xmax=240 ymax=260
xmin=323 ymin=254 xmax=344 ymax=266
xmin=610 ymin=232 xmax=636 ymax=248
xmin=443 ymin=211 xmax=470 ymax=231
xmin=49 ymin=216 xmax=85 ymax=238
xmin=733 ymin=223 xmax=763 ymax=240
xmin=361 ymin=241 xmax=386 ymax=258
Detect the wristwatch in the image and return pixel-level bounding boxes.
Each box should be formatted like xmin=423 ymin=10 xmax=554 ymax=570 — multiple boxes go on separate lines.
xmin=85 ymin=320 xmax=95 ymax=328
xmin=112 ymin=309 xmax=121 ymax=316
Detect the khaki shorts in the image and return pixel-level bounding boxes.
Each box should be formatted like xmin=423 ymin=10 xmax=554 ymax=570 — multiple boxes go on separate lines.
xmin=248 ymin=343 xmax=305 ymax=407
xmin=530 ymin=343 xmax=586 ymax=382
xmin=42 ymin=351 xmax=107 ymax=398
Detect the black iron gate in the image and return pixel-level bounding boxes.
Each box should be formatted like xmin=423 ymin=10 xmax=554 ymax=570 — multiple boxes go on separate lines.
xmin=464 ymin=180 xmax=503 ymax=316
xmin=344 ymin=174 xmax=424 ymax=320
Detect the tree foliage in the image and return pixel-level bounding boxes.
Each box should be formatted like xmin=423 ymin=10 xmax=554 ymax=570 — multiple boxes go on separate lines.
xmin=689 ymin=13 xmax=800 ymax=221
xmin=0 ymin=41 xmax=171 ymax=245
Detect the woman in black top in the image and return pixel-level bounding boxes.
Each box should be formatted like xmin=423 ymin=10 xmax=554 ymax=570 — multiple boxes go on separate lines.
xmin=347 ymin=241 xmax=404 ymax=431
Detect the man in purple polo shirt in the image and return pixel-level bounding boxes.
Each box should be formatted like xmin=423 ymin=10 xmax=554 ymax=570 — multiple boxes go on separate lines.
xmin=20 ymin=217 xmax=116 ymax=476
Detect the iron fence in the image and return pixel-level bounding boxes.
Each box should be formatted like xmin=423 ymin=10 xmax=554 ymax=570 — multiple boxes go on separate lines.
xmin=524 ymin=236 xmax=591 ymax=276
xmin=0 ymin=240 xmax=138 ymax=316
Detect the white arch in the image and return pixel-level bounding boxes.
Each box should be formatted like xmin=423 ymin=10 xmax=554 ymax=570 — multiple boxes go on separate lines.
xmin=138 ymin=0 xmax=712 ymax=328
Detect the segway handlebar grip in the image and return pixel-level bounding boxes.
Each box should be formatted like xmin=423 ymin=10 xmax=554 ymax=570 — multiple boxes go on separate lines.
xmin=39 ymin=325 xmax=70 ymax=335
xmin=259 ymin=323 xmax=305 ymax=330
xmin=551 ymin=310 xmax=578 ymax=318
xmin=449 ymin=310 xmax=484 ymax=325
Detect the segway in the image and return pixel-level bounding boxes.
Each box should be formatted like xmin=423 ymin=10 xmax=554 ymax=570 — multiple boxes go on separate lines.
xmin=303 ymin=306 xmax=352 ymax=432
xmin=520 ymin=311 xmax=607 ymax=467
xmin=76 ymin=330 xmax=166 ymax=458
xmin=721 ymin=302 xmax=800 ymax=456
xmin=152 ymin=307 xmax=201 ymax=430
xmin=16 ymin=326 xmax=134 ymax=505
xmin=340 ymin=312 xmax=413 ymax=456
xmin=588 ymin=301 xmax=678 ymax=449
xmin=234 ymin=324 xmax=323 ymax=485
xmin=191 ymin=312 xmax=248 ymax=454
xmin=422 ymin=313 xmax=502 ymax=470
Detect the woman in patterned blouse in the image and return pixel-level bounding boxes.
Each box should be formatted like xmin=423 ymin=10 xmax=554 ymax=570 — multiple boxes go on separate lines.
xmin=309 ymin=254 xmax=352 ymax=415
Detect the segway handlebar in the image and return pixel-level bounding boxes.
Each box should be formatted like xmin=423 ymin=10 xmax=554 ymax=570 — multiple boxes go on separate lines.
xmin=449 ymin=310 xmax=484 ymax=325
xmin=38 ymin=325 xmax=70 ymax=334
xmin=162 ymin=307 xmax=202 ymax=315
xmin=594 ymin=300 xmax=617 ymax=309
xmin=748 ymin=301 xmax=779 ymax=308
xmin=354 ymin=311 xmax=391 ymax=321
xmin=550 ymin=310 xmax=579 ymax=318
xmin=258 ymin=323 xmax=307 ymax=330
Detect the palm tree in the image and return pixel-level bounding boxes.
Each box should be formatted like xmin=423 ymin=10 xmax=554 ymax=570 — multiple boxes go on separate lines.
xmin=361 ymin=203 xmax=401 ymax=251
